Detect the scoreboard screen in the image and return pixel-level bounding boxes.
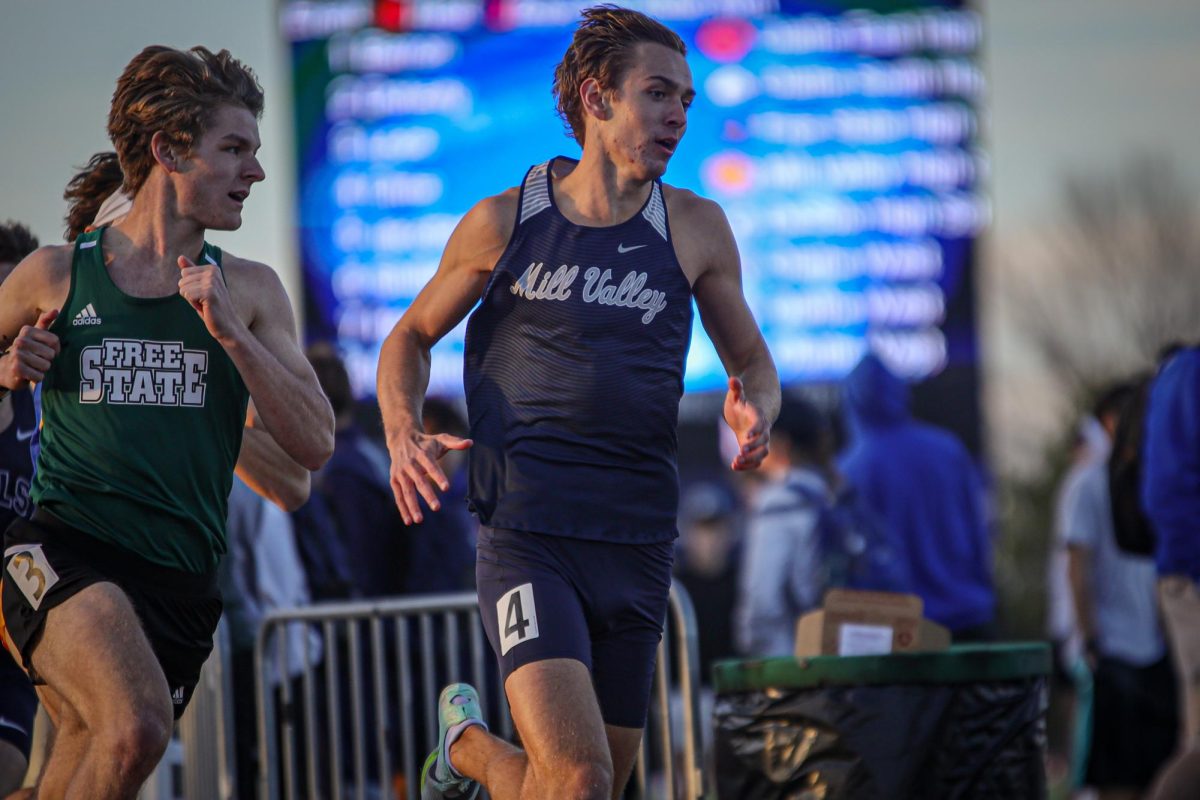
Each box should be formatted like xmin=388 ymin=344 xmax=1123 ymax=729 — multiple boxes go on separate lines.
xmin=282 ymin=0 xmax=986 ymax=442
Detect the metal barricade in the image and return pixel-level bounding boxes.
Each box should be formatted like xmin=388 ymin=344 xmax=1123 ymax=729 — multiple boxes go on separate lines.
xmin=142 ymin=620 xmax=236 ymax=800
xmin=180 ymin=620 xmax=237 ymax=799
xmin=253 ymin=583 xmax=702 ymax=800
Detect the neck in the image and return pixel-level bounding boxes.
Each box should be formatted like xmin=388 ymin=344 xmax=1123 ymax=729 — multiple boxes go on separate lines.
xmin=554 ymin=147 xmax=651 ymax=226
xmin=108 ymin=178 xmax=206 ymax=274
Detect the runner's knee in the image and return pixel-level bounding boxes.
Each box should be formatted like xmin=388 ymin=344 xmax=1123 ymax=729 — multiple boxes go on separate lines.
xmin=99 ymin=706 xmax=172 ymax=779
xmin=541 ymin=757 xmax=612 ymax=800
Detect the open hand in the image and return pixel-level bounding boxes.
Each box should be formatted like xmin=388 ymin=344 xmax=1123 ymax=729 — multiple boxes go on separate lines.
xmin=387 ymin=428 xmax=473 ymax=525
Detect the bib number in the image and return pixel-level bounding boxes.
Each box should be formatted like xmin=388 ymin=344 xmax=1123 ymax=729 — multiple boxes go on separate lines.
xmin=5 ymin=544 xmax=60 ymax=611
xmin=497 ymin=583 xmax=539 ymax=656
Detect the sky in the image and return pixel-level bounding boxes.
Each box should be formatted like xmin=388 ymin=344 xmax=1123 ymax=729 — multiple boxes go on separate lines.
xmin=2 ymin=1 xmax=1198 ymax=285
xmin=1 ymin=0 xmax=1198 ymax=469
xmin=983 ymin=0 xmax=1200 ymax=236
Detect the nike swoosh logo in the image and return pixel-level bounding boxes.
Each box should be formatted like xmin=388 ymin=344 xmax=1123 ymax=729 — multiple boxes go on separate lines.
xmin=617 ymin=243 xmax=647 ymax=254
xmin=15 ymin=429 xmax=35 ymax=442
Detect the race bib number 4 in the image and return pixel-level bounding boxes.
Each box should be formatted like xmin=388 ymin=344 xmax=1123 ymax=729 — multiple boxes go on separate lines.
xmin=5 ymin=544 xmax=60 ymax=611
xmin=497 ymin=583 xmax=539 ymax=656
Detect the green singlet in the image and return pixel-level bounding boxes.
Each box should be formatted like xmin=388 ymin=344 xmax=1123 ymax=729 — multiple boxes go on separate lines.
xmin=31 ymin=227 xmax=249 ymax=573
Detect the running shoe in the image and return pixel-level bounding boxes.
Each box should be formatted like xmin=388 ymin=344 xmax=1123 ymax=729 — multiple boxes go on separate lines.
xmin=420 ymin=682 xmax=487 ymax=800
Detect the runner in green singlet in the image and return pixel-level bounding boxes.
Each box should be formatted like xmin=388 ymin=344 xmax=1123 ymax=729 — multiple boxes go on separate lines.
xmin=61 ymin=150 xmax=312 ymax=514
xmin=0 ymin=45 xmax=334 ymax=798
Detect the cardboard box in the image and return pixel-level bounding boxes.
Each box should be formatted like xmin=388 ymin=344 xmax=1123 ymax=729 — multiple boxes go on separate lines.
xmin=795 ymin=588 xmax=951 ymax=658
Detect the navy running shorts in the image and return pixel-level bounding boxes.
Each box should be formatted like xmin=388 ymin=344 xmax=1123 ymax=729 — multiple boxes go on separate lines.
xmin=475 ymin=526 xmax=674 ymax=729
xmin=1 ymin=510 xmax=222 ymax=720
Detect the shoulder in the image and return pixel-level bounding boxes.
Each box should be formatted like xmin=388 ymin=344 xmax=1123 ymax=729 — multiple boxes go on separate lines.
xmin=662 ymin=185 xmax=728 ymax=232
xmin=218 ymin=253 xmax=293 ymax=320
xmin=662 ymin=185 xmax=736 ymax=285
xmin=1156 ymin=347 xmax=1200 ymax=389
xmin=6 ymin=244 xmax=73 ymax=302
xmin=220 ymin=253 xmax=286 ymax=292
xmin=466 ymin=187 xmax=520 ymax=237
xmin=18 ymin=243 xmax=73 ymax=282
xmin=444 ymin=186 xmax=521 ymax=261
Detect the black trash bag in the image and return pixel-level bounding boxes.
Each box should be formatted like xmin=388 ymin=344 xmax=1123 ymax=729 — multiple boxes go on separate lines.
xmin=714 ymin=678 xmax=1047 ymax=800
xmin=923 ymin=680 xmax=1049 ymax=800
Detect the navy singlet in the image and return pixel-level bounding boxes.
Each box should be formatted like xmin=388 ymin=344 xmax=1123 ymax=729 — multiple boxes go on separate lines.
xmin=464 ymin=157 xmax=694 ymax=543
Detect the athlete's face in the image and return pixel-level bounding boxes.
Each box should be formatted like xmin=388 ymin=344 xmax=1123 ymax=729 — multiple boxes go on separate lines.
xmin=600 ymin=43 xmax=694 ymax=180
xmin=175 ymin=104 xmax=265 ymax=231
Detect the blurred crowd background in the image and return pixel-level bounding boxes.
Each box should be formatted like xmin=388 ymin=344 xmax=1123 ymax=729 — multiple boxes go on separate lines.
xmin=2 ymin=2 xmax=1200 ymax=797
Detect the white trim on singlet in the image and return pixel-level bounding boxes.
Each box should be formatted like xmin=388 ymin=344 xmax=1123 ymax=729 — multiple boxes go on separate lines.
xmin=519 ymin=161 xmax=552 ymax=224
xmin=642 ymin=182 xmax=668 ymax=241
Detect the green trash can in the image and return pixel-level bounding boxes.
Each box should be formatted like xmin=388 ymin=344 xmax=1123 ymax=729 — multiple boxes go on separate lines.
xmin=712 ymin=643 xmax=1051 ymax=799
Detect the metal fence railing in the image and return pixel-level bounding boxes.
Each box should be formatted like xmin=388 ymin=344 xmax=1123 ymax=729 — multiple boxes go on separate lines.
xmin=136 ymin=581 xmax=701 ymax=799
xmin=252 ymin=582 xmax=703 ymax=800
xmin=139 ymin=621 xmax=236 ymax=800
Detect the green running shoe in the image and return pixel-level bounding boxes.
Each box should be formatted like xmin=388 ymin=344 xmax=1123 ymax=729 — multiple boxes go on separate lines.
xmin=420 ymin=683 xmax=487 ymax=800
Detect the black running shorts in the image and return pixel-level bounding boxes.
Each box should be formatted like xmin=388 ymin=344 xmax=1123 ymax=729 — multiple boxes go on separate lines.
xmin=1 ymin=510 xmax=222 ymax=720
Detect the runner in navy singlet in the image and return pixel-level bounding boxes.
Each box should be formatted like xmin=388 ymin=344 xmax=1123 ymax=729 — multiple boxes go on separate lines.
xmin=378 ymin=8 xmax=780 ymax=800
xmin=0 ymin=223 xmax=40 ymax=796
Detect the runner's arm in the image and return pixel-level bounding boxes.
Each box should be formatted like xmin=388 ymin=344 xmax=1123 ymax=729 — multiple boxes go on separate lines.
xmin=219 ymin=260 xmax=334 ymax=471
xmin=235 ymin=400 xmax=311 ymax=512
xmin=378 ymin=191 xmax=515 ymax=523
xmin=685 ymin=198 xmax=780 ymax=470
xmin=0 ymin=247 xmax=71 ymax=391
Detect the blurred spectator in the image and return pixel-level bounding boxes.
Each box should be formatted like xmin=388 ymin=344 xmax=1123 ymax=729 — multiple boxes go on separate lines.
xmin=1141 ymin=344 xmax=1200 ymax=799
xmin=1049 ymin=415 xmax=1110 ymax=676
xmin=735 ymin=395 xmax=835 ymax=657
xmin=1044 ymin=407 xmax=1119 ymax=791
xmin=674 ymin=482 xmax=740 ymax=681
xmin=221 ymin=476 xmax=324 ymax=800
xmin=403 ymin=396 xmax=477 ymax=594
xmin=0 ymin=221 xmax=40 ymax=795
xmin=307 ymin=342 xmax=405 ymax=597
xmin=289 ymin=485 xmax=355 ymax=601
xmin=1066 ymin=382 xmax=1176 ymax=797
xmin=838 ymin=353 xmax=995 ymax=638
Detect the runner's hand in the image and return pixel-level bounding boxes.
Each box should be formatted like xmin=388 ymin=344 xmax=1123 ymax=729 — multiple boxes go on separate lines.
xmin=1 ymin=309 xmax=60 ymax=390
xmin=178 ymin=256 xmax=243 ymax=343
xmin=723 ymin=376 xmax=769 ymax=471
xmin=387 ymin=428 xmax=473 ymax=525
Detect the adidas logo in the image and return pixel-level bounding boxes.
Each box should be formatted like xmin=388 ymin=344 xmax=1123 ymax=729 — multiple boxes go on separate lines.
xmin=72 ymin=303 xmax=102 ymax=327
xmin=171 ymin=686 xmax=185 ymax=705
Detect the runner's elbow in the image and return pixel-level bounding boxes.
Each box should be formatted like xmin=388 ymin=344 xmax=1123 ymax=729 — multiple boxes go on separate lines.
xmin=301 ymin=436 xmax=334 ymax=472
xmin=311 ymin=400 xmax=337 ymax=468
xmin=276 ymin=472 xmax=312 ymax=512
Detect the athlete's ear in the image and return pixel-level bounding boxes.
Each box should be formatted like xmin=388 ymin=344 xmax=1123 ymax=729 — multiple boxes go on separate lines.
xmin=150 ymin=131 xmax=180 ymax=173
xmin=580 ymin=78 xmax=610 ymax=122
